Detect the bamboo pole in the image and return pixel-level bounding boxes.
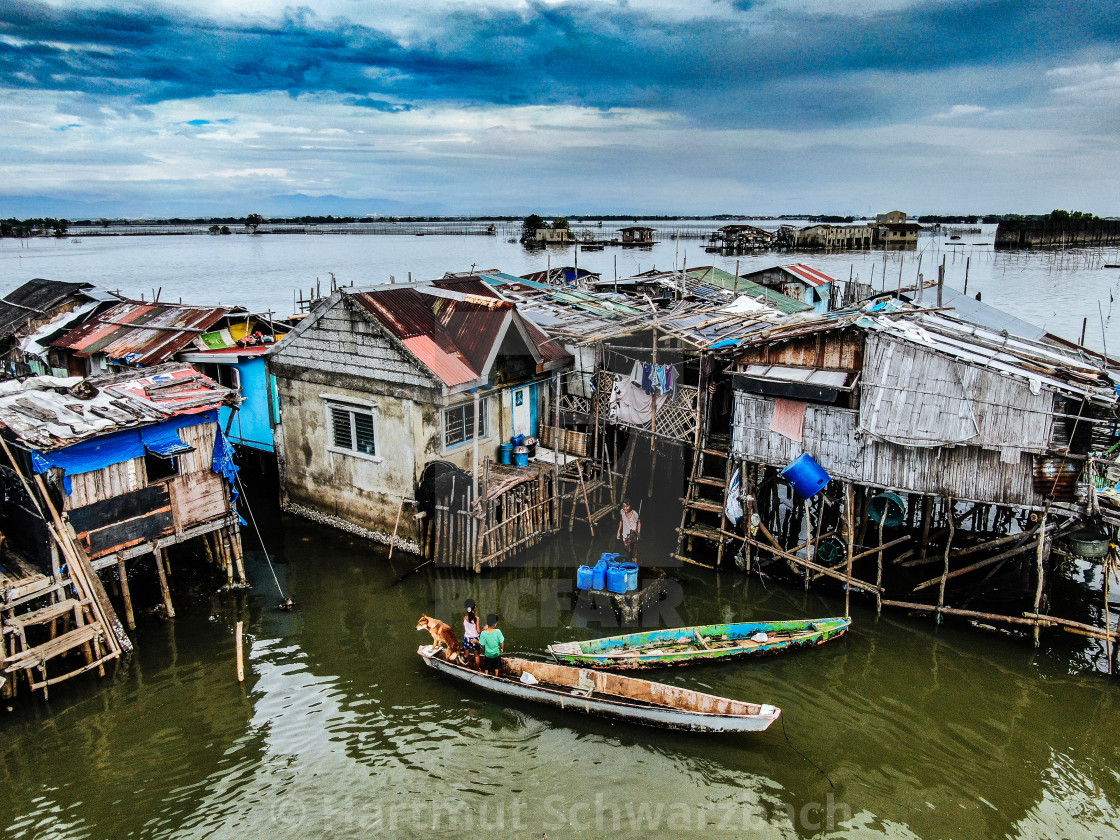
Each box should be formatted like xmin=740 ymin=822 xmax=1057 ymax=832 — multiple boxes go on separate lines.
xmin=876 ymin=516 xmax=886 ymax=614
xmin=388 ymin=499 xmax=404 ymax=560
xmin=742 ymin=534 xmax=883 ymax=592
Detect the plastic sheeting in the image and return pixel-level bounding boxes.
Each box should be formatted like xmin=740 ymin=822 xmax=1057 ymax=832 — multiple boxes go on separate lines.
xmin=211 ymin=423 xmax=245 ymax=523
xmin=141 ymin=423 xmax=196 ymax=456
xmin=31 ymin=410 xmax=217 ymax=493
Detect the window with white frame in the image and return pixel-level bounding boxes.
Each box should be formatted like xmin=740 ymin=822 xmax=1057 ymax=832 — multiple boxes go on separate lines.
xmin=328 ymin=402 xmax=377 ymax=457
xmin=444 ymin=399 xmax=486 ymax=448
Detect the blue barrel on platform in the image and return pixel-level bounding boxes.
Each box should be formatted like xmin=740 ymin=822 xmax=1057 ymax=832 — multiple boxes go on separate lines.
xmin=781 ymin=453 xmax=830 ymax=499
xmin=498 ymin=442 xmax=513 ymax=465
xmin=514 ymin=446 xmax=529 ymax=467
xmin=621 ymin=562 xmax=639 ymax=592
xmin=576 ymin=565 xmax=594 ymax=590
xmin=606 ymin=564 xmax=628 ymax=594
xmin=592 ymin=559 xmax=608 ymax=590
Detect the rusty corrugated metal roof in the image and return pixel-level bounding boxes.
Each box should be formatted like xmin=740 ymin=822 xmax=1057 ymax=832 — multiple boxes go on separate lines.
xmin=782 ymin=264 xmax=837 ymax=288
xmin=347 ymin=279 xmax=569 ymax=388
xmin=50 ymin=301 xmax=229 ymax=366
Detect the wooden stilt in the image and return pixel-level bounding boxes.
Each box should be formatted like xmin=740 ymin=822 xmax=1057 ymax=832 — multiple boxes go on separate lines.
xmin=154 ymin=547 xmax=175 ymax=619
xmin=876 ymin=516 xmax=886 ymax=614
xmin=919 ymin=496 xmax=933 ymax=562
xmin=235 ymin=620 xmax=245 ymax=683
xmin=844 ymin=482 xmax=855 ymax=619
xmin=1033 ymin=513 xmax=1047 ymax=647
xmin=937 ymin=498 xmax=955 ymax=623
xmin=117 ymin=559 xmax=135 ymax=630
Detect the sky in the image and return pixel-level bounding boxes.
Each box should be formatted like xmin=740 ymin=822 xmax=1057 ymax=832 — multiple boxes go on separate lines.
xmin=2 ymin=0 xmax=1120 ymax=217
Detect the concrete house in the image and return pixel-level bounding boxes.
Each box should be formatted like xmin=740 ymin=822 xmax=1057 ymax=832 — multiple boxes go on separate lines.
xmin=268 ymin=277 xmax=571 ymax=540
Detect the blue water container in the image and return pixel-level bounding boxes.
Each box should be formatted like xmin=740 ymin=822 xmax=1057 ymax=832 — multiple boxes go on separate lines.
xmin=576 ymin=565 xmax=594 ymax=590
xmin=592 ymin=559 xmax=608 ymax=590
xmin=498 ymin=442 xmax=513 ymax=465
xmin=514 ymin=446 xmax=529 ymax=467
xmin=781 ymin=453 xmax=830 ymax=499
xmin=606 ymin=564 xmax=628 ymax=594
xmin=601 ymin=552 xmax=622 ymax=564
xmin=621 ymin=562 xmax=639 ymax=592
xmin=511 ymin=433 xmax=525 ymax=447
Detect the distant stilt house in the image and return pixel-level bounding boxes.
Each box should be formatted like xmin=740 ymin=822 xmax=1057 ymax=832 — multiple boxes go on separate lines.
xmin=267 ymin=277 xmax=572 ymax=567
xmin=0 ymin=364 xmax=243 ymax=696
xmin=0 ymin=279 xmax=121 ymax=379
xmin=707 ymin=225 xmax=775 ymax=253
xmin=872 ymin=211 xmax=921 ymax=248
xmin=618 ymin=226 xmax=657 ymax=246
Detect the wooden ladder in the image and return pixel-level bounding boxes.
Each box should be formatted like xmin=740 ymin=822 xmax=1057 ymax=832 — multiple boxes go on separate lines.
xmin=673 ymin=437 xmax=733 ymax=568
xmin=2 ymin=580 xmax=115 ymax=698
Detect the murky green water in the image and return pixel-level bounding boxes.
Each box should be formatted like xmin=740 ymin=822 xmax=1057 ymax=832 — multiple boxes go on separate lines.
xmin=3 ymin=502 xmax=1119 ymax=840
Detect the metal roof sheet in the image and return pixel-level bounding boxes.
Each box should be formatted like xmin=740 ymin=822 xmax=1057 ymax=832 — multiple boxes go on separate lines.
xmin=50 ymin=301 xmax=229 ymax=366
xmin=0 ymin=363 xmax=232 ymax=451
xmin=781 ymin=264 xmax=837 ymax=288
xmin=0 ymin=279 xmax=101 ymax=337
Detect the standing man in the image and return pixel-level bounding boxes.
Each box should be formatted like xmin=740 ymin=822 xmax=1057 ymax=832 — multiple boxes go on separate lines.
xmin=479 ymin=613 xmax=505 ymax=676
xmin=617 ymin=498 xmax=641 ymax=562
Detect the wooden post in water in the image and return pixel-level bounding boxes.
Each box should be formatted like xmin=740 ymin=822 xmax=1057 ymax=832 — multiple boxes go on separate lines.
xmin=235 ymin=620 xmax=245 ymax=683
xmin=117 ymin=559 xmax=135 ymax=630
xmin=1033 ymin=513 xmax=1047 ymax=647
xmin=844 ymin=482 xmax=855 ymax=619
xmin=154 ymin=546 xmax=175 ymax=619
xmin=937 ymin=498 xmax=955 ymax=623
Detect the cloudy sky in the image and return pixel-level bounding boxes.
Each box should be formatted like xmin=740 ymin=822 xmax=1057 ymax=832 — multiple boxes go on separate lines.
xmin=2 ymin=0 xmax=1119 ymax=217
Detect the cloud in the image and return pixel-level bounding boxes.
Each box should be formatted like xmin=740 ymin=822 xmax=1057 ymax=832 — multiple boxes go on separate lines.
xmin=933 ymin=104 xmax=989 ymax=120
xmin=1 ymin=1 xmax=1119 ymax=214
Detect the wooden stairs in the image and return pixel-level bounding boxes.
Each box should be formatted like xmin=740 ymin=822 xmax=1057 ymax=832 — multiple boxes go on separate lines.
xmin=2 ymin=579 xmax=117 ymax=697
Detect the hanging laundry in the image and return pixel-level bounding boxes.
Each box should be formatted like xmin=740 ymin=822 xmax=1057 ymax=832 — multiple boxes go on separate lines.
xmin=770 ymin=398 xmax=807 ymax=442
xmin=641 ymin=363 xmax=653 ymax=395
xmin=629 ymin=360 xmax=644 ymax=388
xmin=609 ymin=376 xmax=668 ymax=425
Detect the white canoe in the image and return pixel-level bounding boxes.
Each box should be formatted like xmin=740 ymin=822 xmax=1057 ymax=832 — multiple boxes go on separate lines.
xmin=417 ymin=646 xmax=780 ymax=733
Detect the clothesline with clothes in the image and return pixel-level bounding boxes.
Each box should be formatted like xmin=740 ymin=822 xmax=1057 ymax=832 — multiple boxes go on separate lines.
xmin=628 ymin=360 xmax=679 ymax=399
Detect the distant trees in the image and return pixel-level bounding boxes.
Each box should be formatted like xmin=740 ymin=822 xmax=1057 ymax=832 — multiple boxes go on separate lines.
xmin=1048 ymin=209 xmax=1098 ymax=221
xmin=245 ymin=213 xmax=264 ymax=233
xmin=209 ymin=225 xmax=221 ymax=234
xmin=522 ymin=213 xmax=545 ymax=232
xmin=550 ymin=218 xmax=569 ymax=230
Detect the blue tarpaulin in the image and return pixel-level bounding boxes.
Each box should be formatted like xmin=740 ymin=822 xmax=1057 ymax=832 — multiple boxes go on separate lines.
xmin=31 ymin=410 xmax=217 ymax=494
xmin=141 ymin=423 xmax=196 ymax=456
xmin=211 ymin=423 xmax=245 ymax=524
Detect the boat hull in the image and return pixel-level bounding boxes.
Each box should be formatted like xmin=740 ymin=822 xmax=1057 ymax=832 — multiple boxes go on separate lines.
xmin=547 ymin=617 xmax=850 ymax=670
xmin=417 ymin=647 xmax=779 ymax=733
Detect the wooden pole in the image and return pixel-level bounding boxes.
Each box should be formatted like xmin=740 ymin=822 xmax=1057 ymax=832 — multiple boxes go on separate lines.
xmin=937 ymin=498 xmax=955 ymax=623
xmin=1033 ymin=513 xmax=1047 ymax=647
xmin=844 ymin=483 xmax=855 ymax=619
xmin=117 ymin=559 xmax=135 ymax=630
xmin=235 ymin=620 xmax=245 ymax=683
xmin=154 ymin=547 xmax=175 ymax=619
xmin=876 ymin=516 xmax=886 ymax=614
xmin=388 ymin=499 xmax=404 ymax=560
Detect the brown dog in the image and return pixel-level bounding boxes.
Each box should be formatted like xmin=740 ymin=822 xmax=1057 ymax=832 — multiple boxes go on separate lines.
xmin=416 ymin=614 xmax=461 ymax=659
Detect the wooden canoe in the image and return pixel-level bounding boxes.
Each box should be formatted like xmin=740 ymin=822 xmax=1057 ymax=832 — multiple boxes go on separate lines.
xmin=547 ymin=617 xmax=851 ymax=670
xmin=417 ymin=646 xmax=780 ymax=733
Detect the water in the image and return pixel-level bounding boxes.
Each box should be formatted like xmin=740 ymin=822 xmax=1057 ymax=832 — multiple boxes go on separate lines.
xmin=3 ymin=224 xmax=1118 ymax=352
xmin=1 ymin=230 xmax=1120 ymax=839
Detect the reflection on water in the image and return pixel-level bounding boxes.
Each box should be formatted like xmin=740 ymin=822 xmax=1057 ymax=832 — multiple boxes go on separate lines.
xmin=2 ymin=514 xmax=1119 ymax=839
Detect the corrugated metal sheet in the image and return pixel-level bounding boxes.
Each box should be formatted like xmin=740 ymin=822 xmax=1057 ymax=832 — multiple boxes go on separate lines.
xmin=402 ymin=336 xmax=478 ymax=387
xmin=0 ymin=279 xmax=97 ymax=337
xmin=782 ymin=264 xmax=837 ymax=287
xmin=50 ymin=301 xmax=228 ymax=366
xmin=0 ymin=364 xmax=232 ymax=451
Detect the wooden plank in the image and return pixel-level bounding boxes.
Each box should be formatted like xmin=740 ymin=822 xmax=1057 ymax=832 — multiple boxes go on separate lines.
xmin=81 ymin=509 xmax=175 ymax=558
xmin=68 ymin=484 xmax=172 ymax=533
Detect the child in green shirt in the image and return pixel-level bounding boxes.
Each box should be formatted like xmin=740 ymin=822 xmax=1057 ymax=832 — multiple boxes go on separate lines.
xmin=479 ymin=613 xmax=504 ymax=676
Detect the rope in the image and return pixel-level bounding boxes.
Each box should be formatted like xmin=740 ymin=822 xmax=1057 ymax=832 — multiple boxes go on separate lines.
xmin=235 ymin=472 xmax=287 ymax=600
xmin=780 ymin=713 xmax=834 ymax=789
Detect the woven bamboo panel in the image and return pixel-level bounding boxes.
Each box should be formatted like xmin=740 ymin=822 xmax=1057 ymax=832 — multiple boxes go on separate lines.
xmin=595 ymin=370 xmax=698 ymax=442
xmin=540 ymin=424 xmax=589 ymax=456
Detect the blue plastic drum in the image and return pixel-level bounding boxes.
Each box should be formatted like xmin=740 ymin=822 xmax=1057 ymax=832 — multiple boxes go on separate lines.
xmin=621 ymin=562 xmax=639 ymax=592
xmin=498 ymin=442 xmax=513 ymax=465
xmin=514 ymin=446 xmax=529 ymax=467
xmin=606 ymin=564 xmax=628 ymax=594
xmin=781 ymin=453 xmax=830 ymax=499
xmin=576 ymin=565 xmax=594 ymax=590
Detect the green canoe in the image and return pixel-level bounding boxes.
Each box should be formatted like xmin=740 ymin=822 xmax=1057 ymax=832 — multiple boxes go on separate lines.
xmin=547 ymin=617 xmax=851 ymax=669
